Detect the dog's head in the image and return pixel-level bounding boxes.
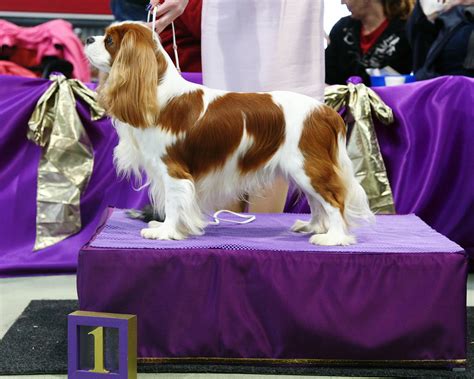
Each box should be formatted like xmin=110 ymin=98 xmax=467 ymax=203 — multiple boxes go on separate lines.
xmin=85 ymin=22 xmax=167 ymax=128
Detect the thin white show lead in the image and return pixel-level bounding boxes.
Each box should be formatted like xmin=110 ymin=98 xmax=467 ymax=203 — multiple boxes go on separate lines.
xmin=148 ymin=5 xmax=181 ymax=72
xmin=209 ymin=210 xmax=256 ymax=226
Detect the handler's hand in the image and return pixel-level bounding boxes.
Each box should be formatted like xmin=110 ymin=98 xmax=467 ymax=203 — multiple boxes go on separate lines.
xmin=149 ymin=0 xmax=189 ymax=33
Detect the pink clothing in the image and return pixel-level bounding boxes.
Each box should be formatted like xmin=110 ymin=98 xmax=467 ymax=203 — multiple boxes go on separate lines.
xmin=0 ymin=19 xmax=90 ymax=82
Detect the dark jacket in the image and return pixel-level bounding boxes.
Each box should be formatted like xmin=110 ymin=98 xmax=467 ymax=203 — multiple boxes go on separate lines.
xmin=407 ymin=1 xmax=474 ymax=80
xmin=325 ymin=16 xmax=413 ymax=85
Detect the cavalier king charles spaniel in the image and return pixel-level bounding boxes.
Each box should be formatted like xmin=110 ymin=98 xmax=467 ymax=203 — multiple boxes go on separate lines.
xmin=85 ymin=22 xmax=374 ymax=245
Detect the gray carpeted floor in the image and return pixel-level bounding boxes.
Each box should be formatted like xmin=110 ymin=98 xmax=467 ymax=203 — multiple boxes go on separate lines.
xmin=0 ymin=300 xmax=471 ymax=378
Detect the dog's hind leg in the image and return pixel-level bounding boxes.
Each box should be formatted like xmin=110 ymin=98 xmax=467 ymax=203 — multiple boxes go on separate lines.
xmin=289 ymin=167 xmax=354 ymax=246
xmin=287 ymin=106 xmax=357 ymax=246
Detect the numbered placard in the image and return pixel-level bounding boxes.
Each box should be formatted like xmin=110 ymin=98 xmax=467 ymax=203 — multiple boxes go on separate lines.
xmin=68 ymin=311 xmax=137 ymax=378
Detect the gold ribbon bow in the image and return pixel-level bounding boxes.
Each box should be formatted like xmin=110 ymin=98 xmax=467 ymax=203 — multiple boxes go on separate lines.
xmin=27 ymin=74 xmax=105 ymax=251
xmin=325 ymin=83 xmax=395 ymax=214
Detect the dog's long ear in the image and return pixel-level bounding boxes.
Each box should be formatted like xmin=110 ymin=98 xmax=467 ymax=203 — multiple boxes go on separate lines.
xmin=100 ymin=27 xmax=160 ymax=128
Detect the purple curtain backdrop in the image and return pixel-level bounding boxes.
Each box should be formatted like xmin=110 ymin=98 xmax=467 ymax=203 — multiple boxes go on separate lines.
xmin=286 ymin=76 xmax=474 ymax=256
xmin=0 ymin=76 xmax=149 ymax=276
xmin=0 ymin=74 xmax=472 ymax=276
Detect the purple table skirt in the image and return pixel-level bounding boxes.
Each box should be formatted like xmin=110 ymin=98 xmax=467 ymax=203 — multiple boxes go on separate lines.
xmin=1 ymin=74 xmax=473 ymax=276
xmin=78 ymin=210 xmax=467 ymax=363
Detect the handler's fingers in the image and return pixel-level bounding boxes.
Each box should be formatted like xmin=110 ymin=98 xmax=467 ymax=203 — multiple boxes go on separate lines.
xmin=154 ymin=11 xmax=175 ymax=33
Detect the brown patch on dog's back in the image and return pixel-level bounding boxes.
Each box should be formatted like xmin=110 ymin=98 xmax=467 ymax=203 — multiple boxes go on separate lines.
xmin=299 ymin=105 xmax=346 ymax=213
xmin=159 ymin=90 xmax=204 ymax=133
xmin=163 ymin=92 xmax=286 ymax=180
xmin=233 ymin=93 xmax=286 ymax=173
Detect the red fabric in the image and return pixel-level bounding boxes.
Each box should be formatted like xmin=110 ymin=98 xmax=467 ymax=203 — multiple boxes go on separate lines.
xmin=0 ymin=61 xmax=37 ymax=78
xmin=159 ymin=0 xmax=202 ymax=72
xmin=0 ymin=19 xmax=90 ymax=82
xmin=0 ymin=0 xmax=111 ymax=14
xmin=360 ymin=19 xmax=389 ymax=54
xmin=1 ymin=46 xmax=40 ymax=70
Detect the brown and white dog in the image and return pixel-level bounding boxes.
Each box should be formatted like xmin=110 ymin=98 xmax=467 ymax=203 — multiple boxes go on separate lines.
xmin=85 ymin=22 xmax=374 ymax=245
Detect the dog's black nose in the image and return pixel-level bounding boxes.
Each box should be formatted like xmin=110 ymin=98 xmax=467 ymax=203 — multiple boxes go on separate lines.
xmin=86 ymin=37 xmax=95 ymax=45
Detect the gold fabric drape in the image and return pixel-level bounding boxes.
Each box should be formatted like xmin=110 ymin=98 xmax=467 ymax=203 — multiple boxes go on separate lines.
xmin=27 ymin=74 xmax=105 ymax=251
xmin=325 ymin=83 xmax=395 ymax=214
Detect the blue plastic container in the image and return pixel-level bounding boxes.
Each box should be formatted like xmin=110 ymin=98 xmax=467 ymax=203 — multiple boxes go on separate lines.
xmin=370 ymin=74 xmax=416 ymax=87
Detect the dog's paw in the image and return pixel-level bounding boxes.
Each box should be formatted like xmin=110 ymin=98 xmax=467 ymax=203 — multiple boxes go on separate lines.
xmin=312 ymin=221 xmax=328 ymax=234
xmin=148 ymin=220 xmax=163 ymax=228
xmin=309 ymin=232 xmax=355 ymax=246
xmin=291 ymin=219 xmax=328 ymax=234
xmin=140 ymin=226 xmax=185 ymax=240
xmin=291 ymin=220 xmax=312 ymax=233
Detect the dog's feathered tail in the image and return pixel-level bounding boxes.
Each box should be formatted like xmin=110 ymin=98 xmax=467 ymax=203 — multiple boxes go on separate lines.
xmin=337 ymin=133 xmax=375 ymax=228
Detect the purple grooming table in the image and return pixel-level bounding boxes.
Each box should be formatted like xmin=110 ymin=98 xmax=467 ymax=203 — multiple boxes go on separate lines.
xmin=77 ymin=209 xmax=467 ymax=366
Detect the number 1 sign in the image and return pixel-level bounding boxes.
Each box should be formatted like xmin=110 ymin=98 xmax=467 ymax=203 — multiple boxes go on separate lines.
xmin=68 ymin=311 xmax=137 ymax=378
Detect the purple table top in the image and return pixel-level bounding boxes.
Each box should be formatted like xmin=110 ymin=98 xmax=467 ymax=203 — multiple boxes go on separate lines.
xmin=88 ymin=210 xmax=463 ymax=254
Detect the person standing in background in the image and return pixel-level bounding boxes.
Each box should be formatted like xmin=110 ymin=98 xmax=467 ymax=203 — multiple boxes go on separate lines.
xmin=407 ymin=0 xmax=474 ymax=80
xmin=326 ymin=0 xmax=414 ymax=85
xmin=148 ymin=0 xmax=189 ymax=33
xmin=152 ymin=0 xmax=202 ymax=72
xmin=201 ymin=0 xmax=325 ymax=213
xmin=110 ymin=0 xmax=201 ymax=71
xmin=202 ymin=0 xmax=325 ymax=100
xmin=111 ymin=0 xmax=188 ymax=28
xmin=111 ymin=0 xmax=151 ymax=21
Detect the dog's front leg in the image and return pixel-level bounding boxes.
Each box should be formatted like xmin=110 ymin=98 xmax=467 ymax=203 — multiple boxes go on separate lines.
xmin=141 ymin=175 xmax=206 ymax=240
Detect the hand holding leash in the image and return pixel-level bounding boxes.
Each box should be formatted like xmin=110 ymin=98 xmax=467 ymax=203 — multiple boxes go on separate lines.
xmin=148 ymin=0 xmax=189 ymax=33
xmin=147 ymin=1 xmax=181 ymax=72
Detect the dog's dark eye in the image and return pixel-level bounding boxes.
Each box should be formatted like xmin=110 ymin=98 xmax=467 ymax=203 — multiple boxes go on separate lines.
xmin=105 ymin=36 xmax=113 ymax=46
